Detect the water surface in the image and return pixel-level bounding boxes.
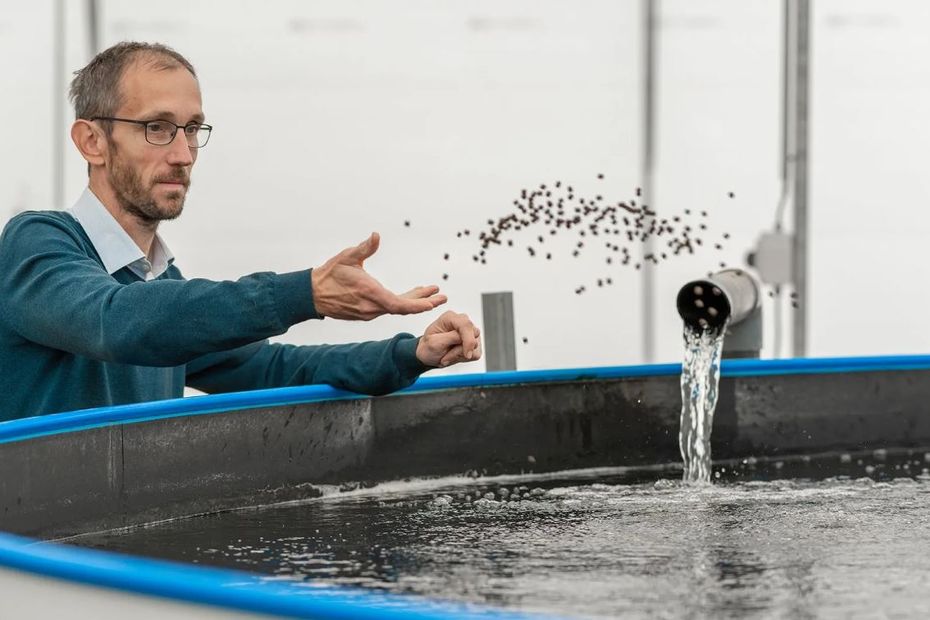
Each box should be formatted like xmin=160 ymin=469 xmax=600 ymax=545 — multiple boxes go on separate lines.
xmin=73 ymin=450 xmax=930 ymax=619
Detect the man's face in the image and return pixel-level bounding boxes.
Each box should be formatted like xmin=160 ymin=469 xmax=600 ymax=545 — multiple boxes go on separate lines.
xmin=104 ymin=61 xmax=204 ymax=223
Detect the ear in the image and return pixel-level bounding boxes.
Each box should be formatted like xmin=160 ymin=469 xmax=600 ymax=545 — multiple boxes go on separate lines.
xmin=70 ymin=119 xmax=108 ymax=167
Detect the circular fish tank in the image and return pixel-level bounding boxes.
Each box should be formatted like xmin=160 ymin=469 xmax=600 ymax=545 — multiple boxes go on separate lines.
xmin=3 ymin=356 xmax=930 ymax=618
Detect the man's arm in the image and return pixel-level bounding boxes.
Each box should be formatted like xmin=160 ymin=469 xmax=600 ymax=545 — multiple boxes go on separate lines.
xmin=185 ymin=334 xmax=427 ymax=396
xmin=186 ymin=309 xmax=482 ymax=396
xmin=0 ymin=213 xmax=319 ymax=366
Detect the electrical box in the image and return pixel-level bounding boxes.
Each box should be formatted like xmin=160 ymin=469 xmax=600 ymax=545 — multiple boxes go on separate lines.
xmin=748 ymin=232 xmax=793 ymax=285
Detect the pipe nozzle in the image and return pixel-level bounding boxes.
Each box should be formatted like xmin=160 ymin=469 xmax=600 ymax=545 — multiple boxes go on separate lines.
xmin=676 ymin=269 xmax=761 ymax=333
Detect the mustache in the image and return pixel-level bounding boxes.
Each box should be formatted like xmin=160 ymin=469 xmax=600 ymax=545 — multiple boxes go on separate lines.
xmin=152 ymin=171 xmax=191 ymax=187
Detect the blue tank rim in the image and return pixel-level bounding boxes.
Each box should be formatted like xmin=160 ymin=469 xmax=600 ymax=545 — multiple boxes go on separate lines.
xmin=3 ymin=354 xmax=930 ymax=446
xmin=0 ymin=530 xmax=546 ymax=620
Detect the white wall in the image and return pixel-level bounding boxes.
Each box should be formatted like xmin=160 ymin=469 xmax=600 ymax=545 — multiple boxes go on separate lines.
xmin=1 ymin=0 xmax=928 ymax=373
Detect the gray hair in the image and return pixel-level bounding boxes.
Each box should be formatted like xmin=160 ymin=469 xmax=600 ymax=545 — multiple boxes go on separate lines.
xmin=69 ymin=41 xmax=197 ymax=123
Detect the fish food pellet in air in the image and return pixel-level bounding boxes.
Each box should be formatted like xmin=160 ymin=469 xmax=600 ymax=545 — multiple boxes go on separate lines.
xmin=444 ymin=178 xmax=732 ymax=293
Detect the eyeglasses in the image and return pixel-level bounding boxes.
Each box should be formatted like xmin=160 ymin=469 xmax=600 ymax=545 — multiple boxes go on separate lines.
xmin=90 ymin=117 xmax=213 ymax=148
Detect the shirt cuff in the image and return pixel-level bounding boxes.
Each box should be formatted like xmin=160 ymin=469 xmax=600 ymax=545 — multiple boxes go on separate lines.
xmin=273 ymin=269 xmax=322 ymax=328
xmin=394 ymin=334 xmax=431 ymax=378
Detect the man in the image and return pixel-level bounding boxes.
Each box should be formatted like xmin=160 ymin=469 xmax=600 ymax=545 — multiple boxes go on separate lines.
xmin=0 ymin=42 xmax=481 ymax=421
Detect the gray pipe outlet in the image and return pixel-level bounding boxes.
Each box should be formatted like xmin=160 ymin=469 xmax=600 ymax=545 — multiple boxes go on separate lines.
xmin=676 ymin=268 xmax=762 ymax=335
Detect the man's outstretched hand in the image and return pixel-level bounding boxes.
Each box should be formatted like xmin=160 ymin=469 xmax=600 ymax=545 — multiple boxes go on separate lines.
xmin=416 ymin=311 xmax=482 ymax=368
xmin=311 ymin=233 xmax=447 ymax=320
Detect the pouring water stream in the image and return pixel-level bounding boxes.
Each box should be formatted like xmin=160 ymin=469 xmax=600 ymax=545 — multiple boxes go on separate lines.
xmin=679 ymin=322 xmax=727 ymax=483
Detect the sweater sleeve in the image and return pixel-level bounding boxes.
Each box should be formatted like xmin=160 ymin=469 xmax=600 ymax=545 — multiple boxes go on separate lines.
xmin=0 ymin=213 xmax=319 ymax=367
xmin=185 ymin=334 xmax=429 ymax=396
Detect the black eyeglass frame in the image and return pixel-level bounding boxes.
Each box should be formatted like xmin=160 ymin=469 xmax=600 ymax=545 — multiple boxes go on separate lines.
xmin=90 ymin=116 xmax=213 ymax=148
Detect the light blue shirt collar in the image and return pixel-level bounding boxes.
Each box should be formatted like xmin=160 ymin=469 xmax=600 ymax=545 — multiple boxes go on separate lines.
xmin=67 ymin=187 xmax=175 ymax=280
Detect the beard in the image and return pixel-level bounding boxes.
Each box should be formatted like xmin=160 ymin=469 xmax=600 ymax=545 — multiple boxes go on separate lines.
xmin=108 ymin=147 xmax=190 ymax=224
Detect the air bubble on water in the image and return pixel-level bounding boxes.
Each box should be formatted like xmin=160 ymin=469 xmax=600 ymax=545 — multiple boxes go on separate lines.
xmin=430 ymin=495 xmax=454 ymax=508
xmin=840 ymin=453 xmax=852 ymax=464
xmin=865 ymin=465 xmax=876 ymax=474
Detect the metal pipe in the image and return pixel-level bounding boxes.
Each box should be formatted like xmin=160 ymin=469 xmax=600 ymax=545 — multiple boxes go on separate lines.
xmin=676 ymin=269 xmax=763 ymax=359
xmin=640 ymin=0 xmax=658 ymax=362
xmin=774 ymin=0 xmax=792 ymax=233
xmin=87 ymin=0 xmax=100 ymax=56
xmin=676 ymin=269 xmax=761 ymax=334
xmin=52 ymin=0 xmax=65 ymax=210
xmin=772 ymin=0 xmax=792 ymax=358
xmin=791 ymin=0 xmax=810 ymax=357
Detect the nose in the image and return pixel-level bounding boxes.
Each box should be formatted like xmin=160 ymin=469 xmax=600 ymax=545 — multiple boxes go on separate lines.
xmin=165 ymin=128 xmax=194 ymax=166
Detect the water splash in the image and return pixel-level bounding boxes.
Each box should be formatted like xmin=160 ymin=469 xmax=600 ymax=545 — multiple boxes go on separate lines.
xmin=679 ymin=322 xmax=727 ymax=483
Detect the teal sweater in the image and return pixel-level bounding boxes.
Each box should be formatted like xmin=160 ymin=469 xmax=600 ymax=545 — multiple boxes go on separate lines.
xmin=0 ymin=211 xmax=427 ymax=421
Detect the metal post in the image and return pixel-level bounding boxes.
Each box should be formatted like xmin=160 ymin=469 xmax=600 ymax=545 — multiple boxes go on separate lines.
xmin=791 ymin=0 xmax=810 ymax=357
xmin=53 ymin=0 xmax=65 ymax=210
xmin=87 ymin=0 xmax=100 ymax=56
xmin=640 ymin=0 xmax=658 ymax=362
xmin=481 ymin=292 xmax=516 ymax=372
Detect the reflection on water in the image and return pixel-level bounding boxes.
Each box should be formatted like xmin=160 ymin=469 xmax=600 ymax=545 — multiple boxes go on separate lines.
xmin=73 ymin=450 xmax=930 ymax=619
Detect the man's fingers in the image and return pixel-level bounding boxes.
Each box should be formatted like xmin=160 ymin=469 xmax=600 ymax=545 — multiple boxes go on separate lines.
xmin=400 ymin=286 xmax=447 ymax=309
xmin=427 ymin=294 xmax=448 ymax=308
xmin=401 ymin=285 xmax=440 ymax=299
xmin=438 ymin=339 xmax=481 ymax=367
xmin=382 ymin=293 xmax=441 ymax=316
xmin=431 ymin=331 xmax=463 ymax=351
xmin=427 ymin=312 xmax=481 ymax=359
xmin=453 ymin=316 xmax=479 ymax=360
xmin=439 ymin=345 xmax=464 ymax=367
xmin=342 ymin=232 xmax=380 ymax=265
